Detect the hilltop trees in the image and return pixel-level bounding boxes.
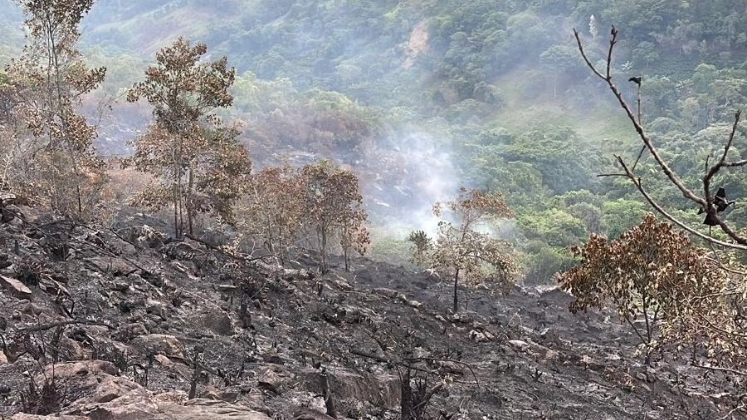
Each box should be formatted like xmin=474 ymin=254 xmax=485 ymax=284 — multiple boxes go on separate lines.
xmin=127 ymin=37 xmax=251 ymax=237
xmin=5 ymin=0 xmax=107 ymax=219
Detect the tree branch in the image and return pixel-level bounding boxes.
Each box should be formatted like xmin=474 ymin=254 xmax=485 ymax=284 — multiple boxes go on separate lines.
xmin=16 ymin=319 xmax=113 ymax=333
xmin=692 ymin=362 xmax=747 ymax=377
xmin=701 ymin=111 xmax=745 ymax=244
xmin=406 ymin=356 xmax=480 ymax=388
xmin=615 ymin=156 xmax=747 ymax=250
xmin=572 ymin=29 xmax=606 ymax=81
xmin=575 ymin=27 xmax=747 ymax=246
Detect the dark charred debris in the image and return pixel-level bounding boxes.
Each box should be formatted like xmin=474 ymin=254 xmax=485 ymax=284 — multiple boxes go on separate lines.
xmin=0 ymin=198 xmax=738 ymax=419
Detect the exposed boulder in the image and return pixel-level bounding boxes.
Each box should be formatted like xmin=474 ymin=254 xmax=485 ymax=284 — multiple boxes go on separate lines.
xmin=130 ymin=334 xmax=185 ymax=359
xmin=300 ymin=367 xmax=400 ymax=409
xmin=84 ymin=391 xmax=273 ymax=420
xmin=195 ymin=310 xmax=234 ymax=336
xmin=0 ymin=274 xmax=33 ymax=300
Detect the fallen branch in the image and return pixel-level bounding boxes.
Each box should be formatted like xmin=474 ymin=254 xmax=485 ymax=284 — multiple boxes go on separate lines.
xmin=16 ymin=319 xmax=113 ymax=333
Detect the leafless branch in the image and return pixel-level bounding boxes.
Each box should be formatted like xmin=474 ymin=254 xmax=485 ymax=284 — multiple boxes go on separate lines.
xmin=349 ymin=348 xmax=433 ymax=375
xmin=615 ymin=156 xmax=747 ymax=250
xmin=407 ymin=356 xmax=480 ymax=388
xmin=723 ymin=159 xmax=747 ymax=168
xmin=575 ymin=27 xmax=747 ymax=246
xmin=692 ymin=362 xmax=747 ymax=377
xmin=717 ymin=403 xmax=747 ymax=420
xmin=16 ymin=319 xmax=112 ymax=333
xmin=573 ymin=29 xmax=606 ymax=81
xmin=703 ymin=256 xmax=747 ymax=276
xmin=632 ymin=145 xmax=646 ymax=172
xmin=597 ymin=173 xmax=628 ymax=178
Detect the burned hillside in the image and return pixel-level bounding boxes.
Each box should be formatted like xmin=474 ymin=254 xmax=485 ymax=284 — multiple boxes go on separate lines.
xmin=0 ymin=199 xmax=741 ymax=419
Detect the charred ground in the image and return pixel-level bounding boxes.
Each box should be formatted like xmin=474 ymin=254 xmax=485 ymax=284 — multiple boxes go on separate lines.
xmin=0 ymin=200 xmax=740 ymax=419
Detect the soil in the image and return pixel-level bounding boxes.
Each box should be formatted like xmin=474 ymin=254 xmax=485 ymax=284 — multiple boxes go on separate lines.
xmin=0 ymin=203 xmax=742 ymax=419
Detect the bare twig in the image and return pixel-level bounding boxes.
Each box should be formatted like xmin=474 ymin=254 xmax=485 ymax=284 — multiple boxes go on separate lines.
xmin=184 ymin=233 xmax=272 ymax=263
xmin=350 ymin=348 xmax=433 ymax=375
xmin=575 ymin=29 xmax=704 ymax=206
xmin=615 ymin=156 xmax=747 ymax=250
xmin=407 ymin=356 xmax=480 ymax=388
xmin=411 ymin=382 xmax=445 ymax=412
xmin=572 ymin=29 xmax=606 ymax=81
xmin=692 ymin=362 xmax=747 ymax=377
xmin=597 ymin=173 xmax=628 ymax=178
xmin=575 ymin=26 xmax=747 ymax=246
xmin=717 ymin=403 xmax=747 ymax=420
xmin=632 ymin=145 xmax=647 ymax=172
xmin=630 ymin=77 xmax=644 ymax=175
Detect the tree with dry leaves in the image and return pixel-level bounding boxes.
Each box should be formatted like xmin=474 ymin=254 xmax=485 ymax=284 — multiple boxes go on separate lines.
xmin=300 ymin=160 xmax=369 ymax=273
xmin=558 ymin=214 xmax=727 ymax=363
xmin=423 ymin=187 xmax=517 ymax=313
xmin=237 ymin=165 xmax=306 ymax=264
xmin=127 ymin=37 xmax=250 ymax=238
xmin=5 ymin=0 xmax=107 ymax=219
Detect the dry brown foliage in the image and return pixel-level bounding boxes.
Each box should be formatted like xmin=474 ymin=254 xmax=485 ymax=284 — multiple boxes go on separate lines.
xmin=3 ymin=0 xmax=107 ymax=220
xmin=301 ymin=161 xmax=369 ymax=272
xmin=126 ymin=37 xmax=250 ymax=237
xmin=236 ymin=160 xmax=369 ymax=272
xmin=237 ymin=165 xmax=306 ymax=264
xmin=422 ymin=187 xmax=517 ymax=313
xmin=558 ymin=214 xmax=747 ymax=371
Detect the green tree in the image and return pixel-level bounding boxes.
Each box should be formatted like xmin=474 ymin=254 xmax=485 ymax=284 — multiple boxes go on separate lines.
xmin=503 ymin=127 xmax=595 ymax=195
xmin=539 ymin=44 xmax=583 ymax=98
xmin=601 ymin=199 xmax=649 ymax=238
xmin=518 ymin=208 xmax=588 ymax=247
xmin=406 ymin=230 xmax=433 ymax=267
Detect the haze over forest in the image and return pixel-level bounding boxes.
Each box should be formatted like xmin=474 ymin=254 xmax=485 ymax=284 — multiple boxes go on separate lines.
xmin=1 ymin=0 xmax=746 ymax=281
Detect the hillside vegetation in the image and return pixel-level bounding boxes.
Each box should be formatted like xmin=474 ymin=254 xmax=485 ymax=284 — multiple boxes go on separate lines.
xmin=1 ymin=0 xmax=747 ymax=417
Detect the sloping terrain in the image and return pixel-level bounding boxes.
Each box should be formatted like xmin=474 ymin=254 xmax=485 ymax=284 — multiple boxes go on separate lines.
xmin=0 ymin=199 xmax=740 ymax=419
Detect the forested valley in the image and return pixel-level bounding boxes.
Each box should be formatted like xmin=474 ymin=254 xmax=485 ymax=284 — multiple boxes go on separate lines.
xmin=1 ymin=0 xmax=747 ymax=418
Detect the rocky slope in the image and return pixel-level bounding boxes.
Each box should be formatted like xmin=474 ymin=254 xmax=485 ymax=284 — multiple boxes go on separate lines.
xmin=0 ymin=200 xmax=742 ymax=419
